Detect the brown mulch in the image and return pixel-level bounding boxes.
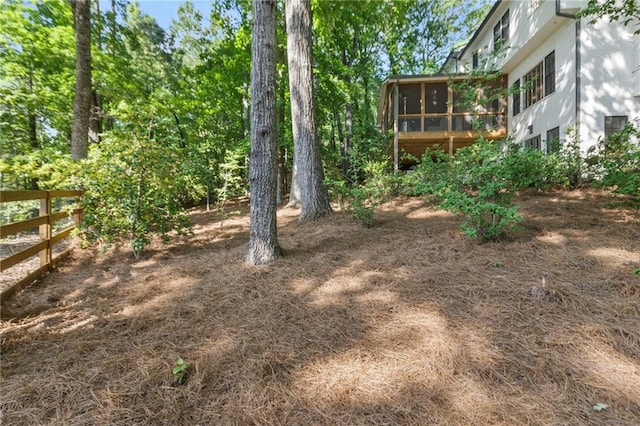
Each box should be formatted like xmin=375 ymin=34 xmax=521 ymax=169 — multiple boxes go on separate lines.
xmin=1 ymin=189 xmax=639 ymax=425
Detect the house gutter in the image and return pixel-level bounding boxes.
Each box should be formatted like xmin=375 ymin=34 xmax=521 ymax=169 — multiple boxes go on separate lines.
xmin=556 ymin=0 xmax=581 ymax=132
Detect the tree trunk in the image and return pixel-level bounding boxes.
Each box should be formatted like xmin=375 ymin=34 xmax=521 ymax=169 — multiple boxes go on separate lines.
xmin=335 ymin=109 xmax=344 ymax=151
xmin=89 ymin=90 xmax=101 ymax=145
xmin=286 ymin=162 xmax=300 ymax=207
xmin=28 ymin=110 xmax=39 ymax=190
xmin=343 ymin=102 xmax=353 ymax=179
xmin=71 ymin=0 xmax=92 ymax=160
xmin=246 ymin=0 xmax=282 ymax=265
xmin=276 ymin=18 xmax=287 ymax=206
xmin=285 ymin=0 xmax=332 ymax=222
xmin=276 ymin=143 xmax=286 ymax=205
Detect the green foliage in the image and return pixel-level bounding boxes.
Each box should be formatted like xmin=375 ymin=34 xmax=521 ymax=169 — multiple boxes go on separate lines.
xmin=407 ymin=139 xmax=525 ymax=241
xmin=403 ymin=147 xmax=453 ymax=198
xmin=348 ymin=160 xmax=402 ymax=227
xmin=349 ymin=186 xmax=376 ymax=227
xmin=324 ymin=156 xmax=351 ymax=210
xmin=589 ymin=121 xmax=640 ymax=200
xmin=578 ymin=0 xmax=640 ymax=34
xmin=442 ymin=139 xmax=523 ymax=240
xmin=553 ymin=128 xmax=593 ymax=188
xmin=79 ymin=132 xmax=193 ymax=258
xmin=0 ymin=0 xmax=75 ymax=188
xmin=171 ymin=357 xmax=190 ymax=385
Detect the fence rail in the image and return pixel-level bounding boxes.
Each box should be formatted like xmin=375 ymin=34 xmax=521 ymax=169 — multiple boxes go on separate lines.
xmin=1 ymin=190 xmax=83 ymax=302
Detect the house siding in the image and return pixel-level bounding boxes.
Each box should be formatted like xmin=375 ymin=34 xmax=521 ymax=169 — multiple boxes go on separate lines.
xmin=578 ymin=17 xmax=640 ymax=149
xmin=457 ymin=0 xmax=639 ymax=150
xmin=507 ymin=20 xmax=576 ymax=152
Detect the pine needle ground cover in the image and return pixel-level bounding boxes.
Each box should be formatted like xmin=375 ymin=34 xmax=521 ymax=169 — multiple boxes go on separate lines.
xmin=1 ymin=190 xmax=639 ymax=425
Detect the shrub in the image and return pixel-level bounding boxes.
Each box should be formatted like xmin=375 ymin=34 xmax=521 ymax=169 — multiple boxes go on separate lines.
xmin=406 ymin=139 xmax=523 ymax=241
xmin=443 ymin=139 xmax=523 ymax=240
xmin=591 ymin=121 xmax=640 ymax=201
xmin=342 ymin=160 xmax=401 ymax=227
xmin=80 ymin=133 xmax=193 ymax=258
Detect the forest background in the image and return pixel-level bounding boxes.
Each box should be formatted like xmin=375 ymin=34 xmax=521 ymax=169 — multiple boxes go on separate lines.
xmin=1 ymin=0 xmax=638 ymax=259
xmin=0 ymin=0 xmax=490 ymax=252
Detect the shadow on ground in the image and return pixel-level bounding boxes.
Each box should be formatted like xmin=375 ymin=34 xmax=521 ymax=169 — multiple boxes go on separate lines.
xmin=1 ymin=190 xmax=639 ymax=425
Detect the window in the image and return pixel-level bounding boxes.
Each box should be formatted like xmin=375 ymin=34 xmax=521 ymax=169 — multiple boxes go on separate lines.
xmin=472 ymin=52 xmax=479 ymax=69
xmin=544 ymin=51 xmax=555 ymax=96
xmin=493 ymin=9 xmax=510 ymax=51
xmin=605 ymin=115 xmax=628 ymax=139
xmin=546 ymin=127 xmax=560 ymax=153
xmin=523 ymin=63 xmax=543 ymax=109
xmin=512 ymin=79 xmax=521 ymax=116
xmin=521 ymin=50 xmax=555 ymax=109
xmin=525 ymin=135 xmax=541 ymax=150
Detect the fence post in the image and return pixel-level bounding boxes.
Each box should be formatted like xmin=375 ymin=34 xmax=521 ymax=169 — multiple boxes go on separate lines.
xmin=74 ymin=191 xmax=83 ymax=228
xmin=39 ymin=192 xmax=51 ymax=269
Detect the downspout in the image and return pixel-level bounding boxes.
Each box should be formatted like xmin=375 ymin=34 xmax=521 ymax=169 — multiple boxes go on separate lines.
xmin=556 ymin=0 xmax=580 ymax=134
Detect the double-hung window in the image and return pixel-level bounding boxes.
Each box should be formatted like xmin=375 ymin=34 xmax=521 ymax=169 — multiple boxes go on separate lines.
xmin=493 ymin=10 xmax=510 ymax=51
xmin=546 ymin=127 xmax=560 ymax=153
xmin=523 ymin=63 xmax=543 ymax=109
xmin=605 ymin=116 xmax=628 ymax=139
xmin=523 ymin=50 xmax=555 ymax=109
xmin=512 ymin=79 xmax=521 ymax=116
xmin=544 ymin=51 xmax=555 ymax=96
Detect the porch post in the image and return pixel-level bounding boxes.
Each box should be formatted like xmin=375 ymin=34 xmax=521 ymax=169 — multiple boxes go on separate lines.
xmin=393 ymin=82 xmax=399 ymax=173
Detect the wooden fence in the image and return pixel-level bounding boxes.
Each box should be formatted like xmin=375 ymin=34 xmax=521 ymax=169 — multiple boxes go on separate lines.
xmin=0 ymin=190 xmax=83 ymax=302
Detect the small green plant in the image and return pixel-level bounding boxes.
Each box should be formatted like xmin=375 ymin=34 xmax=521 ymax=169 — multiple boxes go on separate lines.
xmin=172 ymin=357 xmax=190 ymax=384
xmin=493 ymin=260 xmax=504 ymax=268
xmin=350 ymin=186 xmax=376 ymax=227
xmin=633 ymin=268 xmax=640 ymax=276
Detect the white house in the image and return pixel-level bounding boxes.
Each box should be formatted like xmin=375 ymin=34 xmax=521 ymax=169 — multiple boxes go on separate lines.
xmin=441 ymin=0 xmax=640 ymax=152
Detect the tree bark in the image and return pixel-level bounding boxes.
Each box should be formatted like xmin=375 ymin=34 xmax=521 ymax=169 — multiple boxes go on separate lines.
xmin=246 ymin=0 xmax=282 ymax=265
xmin=286 ymin=162 xmax=300 ymax=207
xmin=89 ymin=90 xmax=101 ymax=144
xmin=343 ymin=102 xmax=353 ymax=179
xmin=285 ymin=0 xmax=332 ymax=222
xmin=276 ymin=18 xmax=287 ymax=206
xmin=71 ymin=0 xmax=92 ymax=160
xmin=276 ymin=143 xmax=286 ymax=205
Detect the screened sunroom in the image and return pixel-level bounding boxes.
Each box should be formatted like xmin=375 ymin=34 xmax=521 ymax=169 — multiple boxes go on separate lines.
xmin=377 ymin=74 xmax=508 ymax=170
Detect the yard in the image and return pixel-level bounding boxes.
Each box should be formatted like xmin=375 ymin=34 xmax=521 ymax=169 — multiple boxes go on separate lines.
xmin=1 ymin=189 xmax=639 ymax=425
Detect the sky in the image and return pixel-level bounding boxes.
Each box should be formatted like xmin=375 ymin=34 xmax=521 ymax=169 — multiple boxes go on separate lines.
xmin=133 ymin=0 xmax=213 ymax=30
xmin=100 ymin=0 xmax=211 ymax=30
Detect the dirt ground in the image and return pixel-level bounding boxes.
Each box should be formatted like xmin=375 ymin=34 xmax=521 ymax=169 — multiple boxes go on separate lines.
xmin=1 ymin=189 xmax=639 ymax=425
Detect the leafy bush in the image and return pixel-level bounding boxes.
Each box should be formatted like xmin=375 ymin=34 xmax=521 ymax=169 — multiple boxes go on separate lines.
xmin=406 ymin=139 xmax=524 ymax=241
xmin=347 ymin=160 xmax=401 ymax=227
xmin=554 ymin=128 xmax=593 ymax=188
xmin=590 ymin=121 xmax=640 ymax=201
xmin=349 ymin=186 xmax=376 ymax=227
xmin=403 ymin=147 xmax=452 ymax=199
xmin=80 ymin=133 xmax=193 ymax=258
xmin=444 ymin=139 xmax=523 ymax=240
